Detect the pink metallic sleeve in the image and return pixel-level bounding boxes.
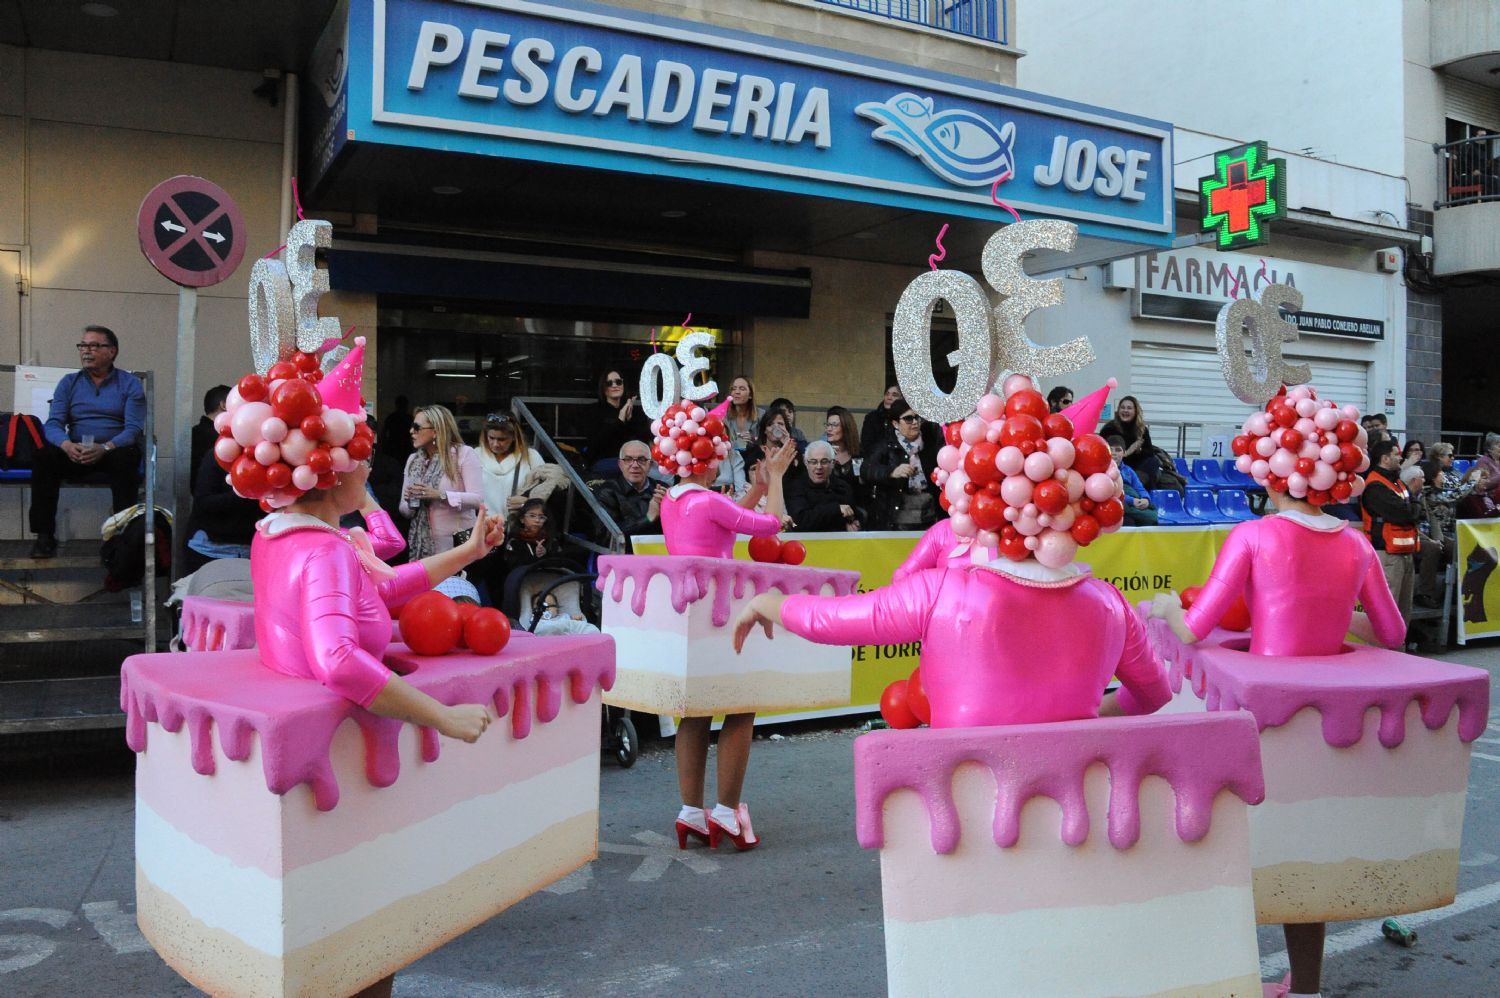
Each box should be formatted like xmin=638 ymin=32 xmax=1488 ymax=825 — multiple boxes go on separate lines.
xmin=781 ymin=570 xmax=940 ymax=648
xmin=1109 ymin=588 xmax=1170 ymax=715
xmin=362 ymin=509 xmax=406 ymax=561
xmin=1183 ymin=522 xmax=1254 ymax=640
xmin=377 ymin=562 xmax=432 ymax=610
xmin=892 ymin=520 xmax=950 ymax=582
xmin=1359 ymin=546 xmax=1408 ymax=648
xmin=707 ymin=493 xmax=782 ymax=538
xmin=298 ymin=547 xmax=394 ymax=707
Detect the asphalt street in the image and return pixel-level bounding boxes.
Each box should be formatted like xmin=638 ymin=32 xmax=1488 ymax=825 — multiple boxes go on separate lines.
xmin=4 ymin=642 xmax=1500 ymax=997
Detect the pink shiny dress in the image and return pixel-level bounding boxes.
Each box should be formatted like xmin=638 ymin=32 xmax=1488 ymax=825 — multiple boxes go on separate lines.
xmin=661 ymin=484 xmax=781 ymax=558
xmin=782 ymin=566 xmax=1170 ymax=727
xmin=251 ymin=514 xmax=430 ymax=707
xmin=359 ymin=509 xmax=406 ymax=561
xmin=1184 ymin=513 xmax=1406 ymax=656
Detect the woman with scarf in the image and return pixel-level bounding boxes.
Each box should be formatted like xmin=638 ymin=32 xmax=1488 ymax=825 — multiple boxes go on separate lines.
xmin=400 ymin=405 xmax=483 ymax=560
xmin=863 ymin=403 xmax=943 ymax=530
xmin=1099 ymin=395 xmax=1161 ymax=491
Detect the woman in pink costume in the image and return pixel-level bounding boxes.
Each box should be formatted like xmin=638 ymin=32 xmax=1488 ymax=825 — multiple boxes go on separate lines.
xmin=734 ymin=377 xmax=1169 ymax=727
xmin=653 ymin=400 xmax=797 ymax=851
xmin=1151 ymin=385 xmax=1404 ymax=998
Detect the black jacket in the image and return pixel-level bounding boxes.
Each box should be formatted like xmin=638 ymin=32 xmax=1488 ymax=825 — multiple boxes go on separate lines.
xmin=185 ymin=448 xmax=263 ymax=545
xmin=594 ymin=477 xmax=660 ymax=542
xmin=862 ymin=428 xmax=943 ymax=530
xmin=583 ymin=401 xmax=652 ymax=465
xmin=785 ymin=473 xmax=858 ymax=531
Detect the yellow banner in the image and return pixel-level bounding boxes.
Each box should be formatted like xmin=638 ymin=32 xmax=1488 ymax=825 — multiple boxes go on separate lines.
xmin=630 ymin=523 xmax=1233 ymax=719
xmin=1456 ymin=520 xmax=1500 ymax=644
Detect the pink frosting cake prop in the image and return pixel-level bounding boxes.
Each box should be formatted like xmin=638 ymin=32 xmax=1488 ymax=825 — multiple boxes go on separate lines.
xmin=856 ymin=713 xmax=1266 ymax=997
xmin=180 ymin=595 xmax=258 ymax=652
xmin=1140 ymin=619 xmax=1489 ymax=923
xmin=123 ymin=632 xmax=614 ymax=998
xmin=598 ymin=554 xmax=859 ymax=716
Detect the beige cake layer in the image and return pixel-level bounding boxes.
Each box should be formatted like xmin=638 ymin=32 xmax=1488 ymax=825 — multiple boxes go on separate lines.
xmin=137 ymin=810 xmax=596 ymax=998
xmin=1252 ymin=847 xmax=1460 ymax=924
xmin=604 ymin=667 xmax=849 ymax=717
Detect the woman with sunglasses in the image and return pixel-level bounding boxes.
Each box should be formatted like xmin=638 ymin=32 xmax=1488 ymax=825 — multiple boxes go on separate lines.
xmin=584 ymin=368 xmax=652 ymax=475
xmin=400 ymin=405 xmax=483 ymax=560
xmin=478 ymin=412 xmax=544 ymax=518
xmin=863 ymin=405 xmax=944 ymax=530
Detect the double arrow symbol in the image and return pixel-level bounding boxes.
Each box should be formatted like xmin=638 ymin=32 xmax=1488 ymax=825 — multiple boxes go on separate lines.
xmin=162 ymin=219 xmax=225 ymax=243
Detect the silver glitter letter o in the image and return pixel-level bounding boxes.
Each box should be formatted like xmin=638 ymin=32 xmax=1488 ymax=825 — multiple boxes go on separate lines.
xmin=248 ymin=257 xmax=294 ymax=375
xmin=892 ymin=269 xmax=994 ymax=424
xmin=639 ymin=352 xmax=680 ymax=420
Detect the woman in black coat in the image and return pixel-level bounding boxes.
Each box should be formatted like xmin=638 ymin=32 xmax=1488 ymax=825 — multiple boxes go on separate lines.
xmin=1098 ymin=395 xmax=1161 ymax=491
xmin=583 ymin=368 xmax=652 ymax=475
xmin=861 ymin=404 xmax=943 ymax=531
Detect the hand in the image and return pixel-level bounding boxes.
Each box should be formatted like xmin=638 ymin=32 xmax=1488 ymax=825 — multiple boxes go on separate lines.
xmin=1149 ymin=592 xmax=1180 ymax=620
xmin=779 ymin=514 xmax=794 ymax=531
xmin=892 ymin=463 xmax=914 ymax=479
xmin=839 ymin=505 xmax=854 ymax=519
xmin=1125 ymin=441 xmax=1141 ymax=456
xmin=618 ymin=397 xmax=637 ymax=421
xmin=435 ymin=704 xmax=491 ymax=743
xmin=75 ymin=444 xmax=105 ymax=466
xmin=732 ymin=594 xmax=783 ymax=653
xmin=648 ymin=484 xmax=668 ymax=521
xmin=460 ymin=505 xmax=504 ymax=562
xmin=845 ymin=519 xmax=861 ymax=532
xmin=1133 ymin=497 xmax=1150 ymax=510
xmin=765 ymin=439 xmax=796 ymax=478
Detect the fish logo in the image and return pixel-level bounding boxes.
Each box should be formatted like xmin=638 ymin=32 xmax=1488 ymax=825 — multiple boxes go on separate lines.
xmin=856 ymin=92 xmax=1017 ymax=187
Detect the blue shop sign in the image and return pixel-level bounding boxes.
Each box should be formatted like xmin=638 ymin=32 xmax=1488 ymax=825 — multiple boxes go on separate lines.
xmin=333 ymin=0 xmax=1173 ymax=244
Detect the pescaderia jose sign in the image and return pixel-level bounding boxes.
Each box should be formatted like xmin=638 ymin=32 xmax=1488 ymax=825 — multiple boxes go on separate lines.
xmin=318 ymin=0 xmax=1174 ymax=243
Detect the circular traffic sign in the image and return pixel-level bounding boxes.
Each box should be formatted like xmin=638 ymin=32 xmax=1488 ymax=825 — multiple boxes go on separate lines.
xmin=137 ymin=175 xmax=247 ymax=287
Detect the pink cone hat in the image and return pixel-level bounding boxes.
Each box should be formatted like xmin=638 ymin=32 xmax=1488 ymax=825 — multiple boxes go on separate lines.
xmin=319 ymin=336 xmax=366 ymax=415
xmin=1061 ymin=377 xmax=1117 ymax=439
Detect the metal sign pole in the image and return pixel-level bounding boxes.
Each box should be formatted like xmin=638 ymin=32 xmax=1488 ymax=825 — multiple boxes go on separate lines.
xmin=173 ymin=285 xmax=198 ymax=581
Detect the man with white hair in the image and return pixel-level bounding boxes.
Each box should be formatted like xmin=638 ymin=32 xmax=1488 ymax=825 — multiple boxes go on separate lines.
xmin=593 ymin=439 xmax=668 ymax=549
xmin=1402 ymin=464 xmax=1446 ymax=609
xmin=785 ymin=439 xmax=861 ymax=531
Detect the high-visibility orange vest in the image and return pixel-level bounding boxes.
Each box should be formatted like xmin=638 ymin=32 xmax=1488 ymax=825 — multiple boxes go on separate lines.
xmin=1361 ymin=468 xmax=1418 ymax=554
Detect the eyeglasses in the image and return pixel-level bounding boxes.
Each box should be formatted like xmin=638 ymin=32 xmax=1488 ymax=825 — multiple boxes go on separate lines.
xmin=806 ymin=459 xmax=834 ymax=467
xmin=619 ymin=455 xmax=650 ymax=465
xmin=523 ymin=511 xmax=548 ymax=521
xmin=76 ymin=342 xmax=113 ymax=352
xmin=604 ymin=377 xmax=625 ymax=387
xmin=898 ymin=415 xmax=922 ymax=424
xmin=410 ymin=423 xmax=431 ymax=433
xmin=485 ymin=413 xmax=513 ymax=427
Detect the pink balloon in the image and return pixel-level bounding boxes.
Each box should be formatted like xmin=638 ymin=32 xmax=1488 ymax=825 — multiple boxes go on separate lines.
xmin=213 ymin=436 xmax=242 ymax=465
xmin=1287 ymin=472 xmax=1309 ymax=497
xmin=1034 ymin=528 xmax=1079 ymax=569
xmin=329 ymin=446 xmax=354 ymax=473
xmin=322 ymin=408 xmax=355 ymax=447
xmin=1049 ymin=505 xmax=1077 ymax=531
xmin=1295 ymin=398 xmax=1318 ymax=419
xmin=1245 ymin=413 xmax=1271 ymax=437
xmin=985 ymin=425 xmax=1004 ymax=444
xmin=1003 ymin=506 xmax=1018 ymax=522
xmin=1023 ymin=535 xmax=1039 ymax=551
xmin=1023 ymin=451 xmax=1055 ymax=482
xmin=937 ymin=445 xmax=962 ymax=472
xmin=1320 ymin=443 xmax=1342 ymax=464
xmin=1000 ymin=476 xmax=1033 ymax=508
xmin=949 ymin=512 xmax=975 ymax=536
xmin=975 ymin=393 xmax=1005 ymax=421
xmin=1235 ymin=453 xmax=1253 ymax=474
xmin=953 ymin=496 xmax=971 ymax=514
xmin=1350 ymin=476 xmax=1366 ymax=497
xmin=291 ymin=465 xmax=318 ymax=491
xmin=1355 ymin=427 xmax=1369 ymax=448
xmin=1268 ymin=449 xmax=1297 ymax=479
xmin=253 ymin=440 xmax=281 ymax=466
xmin=230 ymin=401 xmax=272 ymax=447
xmin=1045 ymin=437 xmax=1075 ymax=470
xmin=1294 ymin=417 xmax=1317 ymax=438
xmin=1084 ymin=472 xmax=1116 ymax=502
xmin=996 ymin=446 xmax=1025 ymax=477
xmin=1313 ymin=408 xmax=1340 ymax=431
xmin=1002 ymin=374 xmax=1033 ymax=397
xmin=260 ymin=416 xmax=289 ymax=444
xmin=1299 ymin=440 xmax=1321 ymax=461
xmin=1064 ymin=470 xmax=1085 ymax=502
xmin=1250 ymin=459 xmax=1271 ymax=481
xmin=1014 ymin=511 xmax=1044 ymax=536
xmin=212 ymin=411 xmax=231 ymax=434
xmin=944 ymin=471 xmax=969 ymax=502
xmin=960 ymin=416 xmax=987 ymax=445
xmin=1341 ymin=404 xmax=1361 ymax=421
xmin=1309 ymin=463 xmax=1337 ymax=490
xmin=280 ymin=428 xmax=316 ymax=466
xmin=1356 ymin=452 xmax=1370 ymax=473
xmin=975 ymin=529 xmax=1000 ymax=549
xmin=1255 ymin=436 xmax=1278 ymax=458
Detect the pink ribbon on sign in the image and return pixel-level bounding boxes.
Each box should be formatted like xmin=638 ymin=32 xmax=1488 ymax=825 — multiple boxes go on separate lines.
xmin=347 ymin=527 xmax=397 ymax=583
xmin=991 ymin=171 xmax=1022 ymax=223
xmin=928 ymin=223 xmax=949 ymax=269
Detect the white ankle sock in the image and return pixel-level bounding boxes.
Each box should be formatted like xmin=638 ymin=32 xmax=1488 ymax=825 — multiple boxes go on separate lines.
xmin=711 ymin=802 xmax=739 ymax=834
xmin=678 ymin=805 xmax=705 ymax=827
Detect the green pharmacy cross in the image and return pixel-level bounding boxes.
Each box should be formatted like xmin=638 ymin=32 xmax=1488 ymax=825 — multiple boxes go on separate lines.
xmin=1199 ymin=141 xmax=1287 ymax=250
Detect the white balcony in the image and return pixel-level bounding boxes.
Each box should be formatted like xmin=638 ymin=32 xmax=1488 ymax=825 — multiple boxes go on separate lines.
xmin=1431 ymin=0 xmax=1500 ymax=84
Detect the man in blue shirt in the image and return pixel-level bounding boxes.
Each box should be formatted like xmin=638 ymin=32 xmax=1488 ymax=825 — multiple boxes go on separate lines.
xmin=28 ymin=325 xmax=146 ymax=558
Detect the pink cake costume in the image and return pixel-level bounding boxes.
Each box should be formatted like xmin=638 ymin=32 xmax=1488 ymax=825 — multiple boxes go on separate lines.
xmin=1146 ymin=382 xmax=1490 ymax=934
xmin=600 ymin=389 xmax=858 ymax=850
xmin=123 ymin=307 xmax=612 ymax=997
xmin=748 ymin=373 xmax=1268 ymax=996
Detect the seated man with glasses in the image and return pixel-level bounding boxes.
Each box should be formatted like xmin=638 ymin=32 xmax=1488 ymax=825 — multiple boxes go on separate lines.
xmin=593 ymin=440 xmax=668 ymax=550
xmin=785 ymin=440 xmax=862 ymax=532
xmin=28 ymin=325 xmax=146 ymax=558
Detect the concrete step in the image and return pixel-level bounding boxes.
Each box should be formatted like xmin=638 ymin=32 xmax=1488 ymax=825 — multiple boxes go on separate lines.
xmin=0 ymin=677 xmax=125 ymax=734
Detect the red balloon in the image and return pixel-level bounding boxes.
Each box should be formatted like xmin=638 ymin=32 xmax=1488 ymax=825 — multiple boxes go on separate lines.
xmin=1266 ymin=473 xmax=1288 ymax=493
xmin=702 ymin=417 xmax=725 ymax=439
xmin=998 ymin=414 xmax=1044 ymax=447
xmin=291 ymin=351 xmax=319 ymax=373
xmin=964 ymin=441 xmax=1001 ymax=485
xmin=689 ymin=436 xmax=713 ymax=461
xmin=1271 ymin=404 xmax=1297 ymax=428
xmin=230 ymin=455 xmax=269 ymax=498
xmin=1334 ymin=419 xmax=1359 ymax=443
xmin=464 ymin=608 xmax=511 ymax=656
xmin=1080 ymin=497 xmax=1097 ymax=513
xmin=1331 ymin=480 xmax=1352 ymax=502
xmin=302 ymin=370 xmax=323 ymax=384
xmin=747 ymin=535 xmax=782 ymax=563
xmin=999 ymin=533 xmax=1030 ymax=561
xmin=1042 ymin=412 xmax=1074 ymax=440
xmin=1094 ymin=497 xmax=1125 ymax=528
xmin=267 ymin=361 xmax=298 ymax=382
xmin=1280 ymin=429 xmax=1303 ymax=451
xmin=265 ymin=463 xmax=291 ymax=489
xmin=1033 ymin=479 xmax=1068 ymax=515
xmin=944 ymin=422 xmax=963 ymax=447
xmin=316 ymin=472 xmax=338 ymax=490
xmin=259 ymin=500 xmax=275 ymax=513
xmin=690 ymin=461 xmax=709 ymax=476
xmin=1073 ymin=434 xmax=1111 ymax=476
xmin=399 ymin=592 xmax=464 ymax=656
xmin=271 ymin=378 xmax=323 ymax=426
xmin=300 ymin=415 xmax=327 ymax=440
xmin=306 ymin=447 xmax=333 ymax=475
xmin=215 ymin=449 xmax=235 ymax=472
xmin=906 ymin=667 xmax=932 ymax=725
xmin=779 ymin=540 xmax=807 ymax=566
xmin=1004 ymin=390 xmax=1049 ymax=422
xmin=346 ymin=438 xmax=372 ymax=462
xmin=1069 ymin=514 xmax=1100 ymax=546
xmin=1019 ymin=439 xmax=1038 ymax=456
xmin=1001 ymin=524 xmax=1019 ymax=540
xmin=963 ymin=482 xmax=978 ymax=495
xmin=1295 ymin=458 xmax=1316 ymax=477
xmin=353 ymin=421 xmax=375 ymax=441
xmin=237 ymin=373 xmax=268 ymax=402
xmin=983 ymin=480 xmax=1001 ymax=496
xmin=1231 ymin=435 xmax=1251 ymax=457
xmin=938 ymin=492 xmax=951 ymax=512
xmin=1336 ymin=443 xmax=1361 ymax=472
xmin=880 ymin=680 xmax=920 ymax=729
xmin=971 ymin=491 xmax=1006 ymax=532
xmin=1307 ymin=488 xmax=1331 ymax=507
xmin=1221 ymin=595 xmax=1252 ymax=632
xmin=1179 ymin=585 xmax=1203 ymax=610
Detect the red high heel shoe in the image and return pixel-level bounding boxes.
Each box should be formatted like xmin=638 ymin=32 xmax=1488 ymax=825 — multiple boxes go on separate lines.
xmin=707 ymin=803 xmax=759 ymax=851
xmin=675 ymin=814 xmax=710 ymax=849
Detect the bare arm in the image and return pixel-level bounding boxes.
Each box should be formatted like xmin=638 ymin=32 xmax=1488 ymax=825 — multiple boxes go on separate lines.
xmin=367 ymin=676 xmax=491 ymax=742
xmin=732 ymin=592 xmax=789 ymax=652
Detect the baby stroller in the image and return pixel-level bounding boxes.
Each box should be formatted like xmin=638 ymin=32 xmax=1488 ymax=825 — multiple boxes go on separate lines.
xmin=505 ymin=553 xmax=639 ymax=769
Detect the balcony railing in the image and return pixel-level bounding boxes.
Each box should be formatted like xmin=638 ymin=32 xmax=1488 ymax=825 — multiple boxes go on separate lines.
xmin=816 ymin=0 xmax=1007 ymax=44
xmin=1436 ymin=134 xmax=1500 ymax=208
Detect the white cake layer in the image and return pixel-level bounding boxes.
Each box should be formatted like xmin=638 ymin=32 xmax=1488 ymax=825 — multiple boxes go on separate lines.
xmin=136 ymin=750 xmax=598 ymax=958
xmin=1249 ymin=791 xmax=1465 ymax=867
xmin=884 ymin=886 xmax=1261 ymax=998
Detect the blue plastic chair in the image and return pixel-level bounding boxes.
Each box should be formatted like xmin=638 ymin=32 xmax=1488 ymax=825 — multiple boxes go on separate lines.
xmin=1151 ymin=489 xmax=1195 ymax=524
xmin=1221 ymin=460 xmax=1261 ymax=490
xmin=1455 ymin=459 xmax=1473 ymax=475
xmin=1185 ymin=488 xmax=1233 ymax=523
xmin=1192 ymin=460 xmax=1230 ymax=489
xmin=1173 ymin=457 xmax=1194 ymax=484
xmin=1217 ymin=489 xmax=1259 ymax=521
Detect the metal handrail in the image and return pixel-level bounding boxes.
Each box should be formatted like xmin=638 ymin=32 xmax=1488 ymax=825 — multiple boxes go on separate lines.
xmin=512 ymin=398 xmax=626 ymax=555
xmin=815 ymin=0 xmax=1007 ymax=44
xmin=1435 ymin=135 xmax=1500 ymax=209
